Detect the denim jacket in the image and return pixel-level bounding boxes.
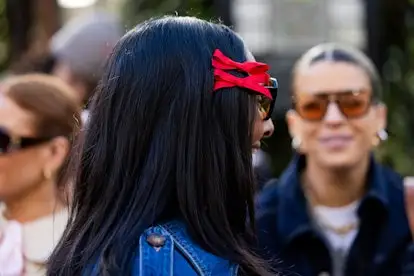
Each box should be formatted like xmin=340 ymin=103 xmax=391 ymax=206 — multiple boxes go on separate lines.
xmin=256 ymin=154 xmax=414 ymax=276
xmin=88 ymin=220 xmax=239 ymax=275
xmin=138 ymin=220 xmax=239 ymax=275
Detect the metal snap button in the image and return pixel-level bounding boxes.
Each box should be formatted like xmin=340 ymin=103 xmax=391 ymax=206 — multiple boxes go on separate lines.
xmin=146 ymin=234 xmax=166 ymax=249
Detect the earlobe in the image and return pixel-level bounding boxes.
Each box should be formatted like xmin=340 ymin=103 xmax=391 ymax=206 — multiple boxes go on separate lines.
xmin=376 ymin=103 xmax=387 ymax=130
xmin=286 ymin=110 xmax=299 ymax=138
xmin=286 ymin=110 xmax=304 ymax=151
xmin=47 ymin=137 xmax=70 ymax=173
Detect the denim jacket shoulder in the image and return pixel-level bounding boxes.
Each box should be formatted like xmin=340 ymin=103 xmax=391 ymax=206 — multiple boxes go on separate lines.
xmin=135 ymin=220 xmax=239 ymax=276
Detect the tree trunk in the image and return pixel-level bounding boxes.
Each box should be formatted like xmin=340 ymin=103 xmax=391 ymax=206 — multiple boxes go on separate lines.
xmin=7 ymin=0 xmax=60 ymax=72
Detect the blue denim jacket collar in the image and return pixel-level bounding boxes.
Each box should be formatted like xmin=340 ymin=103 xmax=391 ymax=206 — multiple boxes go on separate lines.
xmin=137 ymin=220 xmax=239 ymax=276
xmin=276 ymin=154 xmax=390 ymax=248
xmin=88 ymin=220 xmax=239 ymax=275
xmin=159 ymin=220 xmax=239 ymax=275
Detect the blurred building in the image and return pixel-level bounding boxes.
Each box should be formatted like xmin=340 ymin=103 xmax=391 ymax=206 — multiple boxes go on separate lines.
xmin=58 ymin=0 xmax=124 ymax=21
xmin=232 ymin=0 xmax=366 ymax=116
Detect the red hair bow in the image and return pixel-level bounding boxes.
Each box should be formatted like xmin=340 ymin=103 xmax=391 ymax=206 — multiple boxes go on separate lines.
xmin=212 ymin=49 xmax=272 ymax=99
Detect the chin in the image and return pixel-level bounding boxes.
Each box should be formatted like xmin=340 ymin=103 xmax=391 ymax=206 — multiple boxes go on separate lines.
xmin=317 ymin=152 xmax=361 ymax=170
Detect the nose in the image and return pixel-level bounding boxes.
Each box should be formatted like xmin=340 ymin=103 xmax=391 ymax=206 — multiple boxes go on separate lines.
xmin=324 ymin=102 xmax=346 ymax=124
xmin=263 ymin=119 xmax=274 ymax=138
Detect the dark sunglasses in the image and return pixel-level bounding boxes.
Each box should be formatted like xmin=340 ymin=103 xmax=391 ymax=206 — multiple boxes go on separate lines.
xmin=258 ymin=77 xmax=278 ymax=120
xmin=293 ymin=89 xmax=373 ymax=121
xmin=0 ymin=128 xmax=53 ymax=154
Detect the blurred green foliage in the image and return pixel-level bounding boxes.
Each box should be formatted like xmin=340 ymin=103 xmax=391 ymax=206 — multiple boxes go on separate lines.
xmin=0 ymin=0 xmax=8 ymax=71
xmin=376 ymin=8 xmax=414 ymax=176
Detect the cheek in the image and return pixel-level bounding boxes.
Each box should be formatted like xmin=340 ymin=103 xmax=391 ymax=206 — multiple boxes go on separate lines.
xmin=299 ymin=122 xmax=320 ymax=149
xmin=350 ymin=118 xmax=377 ymax=147
xmin=252 ymin=114 xmax=264 ymax=143
xmin=0 ymin=151 xmax=45 ymax=199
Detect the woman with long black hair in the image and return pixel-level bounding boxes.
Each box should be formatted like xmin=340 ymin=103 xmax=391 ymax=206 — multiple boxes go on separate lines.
xmin=47 ymin=16 xmax=277 ymax=275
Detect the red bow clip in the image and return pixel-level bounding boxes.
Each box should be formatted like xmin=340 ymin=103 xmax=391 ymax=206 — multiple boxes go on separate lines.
xmin=212 ymin=49 xmax=272 ymax=99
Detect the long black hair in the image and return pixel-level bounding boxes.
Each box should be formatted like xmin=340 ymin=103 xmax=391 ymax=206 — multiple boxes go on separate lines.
xmin=47 ymin=16 xmax=271 ymax=275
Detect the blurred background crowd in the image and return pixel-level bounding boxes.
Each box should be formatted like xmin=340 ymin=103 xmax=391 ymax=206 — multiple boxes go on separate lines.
xmin=0 ymin=0 xmax=414 ymax=275
xmin=1 ymin=0 xmax=413 ymax=177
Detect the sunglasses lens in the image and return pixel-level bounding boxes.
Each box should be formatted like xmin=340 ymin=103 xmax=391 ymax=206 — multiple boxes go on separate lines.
xmin=296 ymin=99 xmax=327 ymax=121
xmin=295 ymin=90 xmax=371 ymax=120
xmin=338 ymin=92 xmax=370 ymax=118
xmin=257 ymin=78 xmax=278 ymax=120
xmin=0 ymin=130 xmax=10 ymax=153
xmin=258 ymin=95 xmax=272 ymax=119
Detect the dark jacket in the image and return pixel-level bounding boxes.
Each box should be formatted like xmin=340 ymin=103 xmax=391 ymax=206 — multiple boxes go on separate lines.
xmin=256 ymin=154 xmax=414 ymax=276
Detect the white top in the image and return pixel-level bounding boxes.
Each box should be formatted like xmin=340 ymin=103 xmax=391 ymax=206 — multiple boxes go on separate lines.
xmin=0 ymin=205 xmax=69 ymax=276
xmin=311 ymin=201 xmax=360 ymax=276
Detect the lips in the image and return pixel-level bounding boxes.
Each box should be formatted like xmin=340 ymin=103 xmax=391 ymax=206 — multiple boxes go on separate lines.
xmin=252 ymin=142 xmax=261 ymax=153
xmin=318 ymin=135 xmax=353 ymax=150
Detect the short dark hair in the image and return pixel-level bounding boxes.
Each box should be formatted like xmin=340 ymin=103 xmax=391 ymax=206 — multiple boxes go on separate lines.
xmin=293 ymin=43 xmax=382 ymax=101
xmin=47 ymin=16 xmax=271 ymax=275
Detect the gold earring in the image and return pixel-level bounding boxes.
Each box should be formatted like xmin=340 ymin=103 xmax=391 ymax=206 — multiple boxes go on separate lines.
xmin=372 ymin=136 xmax=380 ymax=147
xmin=43 ymin=168 xmax=52 ymax=180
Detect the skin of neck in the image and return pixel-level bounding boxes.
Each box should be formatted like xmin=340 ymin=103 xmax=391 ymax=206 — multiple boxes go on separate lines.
xmin=302 ymin=155 xmax=370 ymax=207
xmin=3 ymin=179 xmax=64 ymax=223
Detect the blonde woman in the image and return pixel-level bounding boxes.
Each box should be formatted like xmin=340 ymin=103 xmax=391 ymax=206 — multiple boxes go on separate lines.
xmin=256 ymin=43 xmax=414 ymax=276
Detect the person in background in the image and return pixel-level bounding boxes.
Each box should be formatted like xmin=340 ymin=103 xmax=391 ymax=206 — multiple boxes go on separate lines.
xmin=253 ymin=149 xmax=273 ymax=190
xmin=0 ymin=74 xmax=81 ymax=276
xmin=47 ymin=16 xmax=276 ymax=275
xmin=256 ymin=43 xmax=414 ymax=276
xmin=49 ymin=11 xmax=122 ymax=123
